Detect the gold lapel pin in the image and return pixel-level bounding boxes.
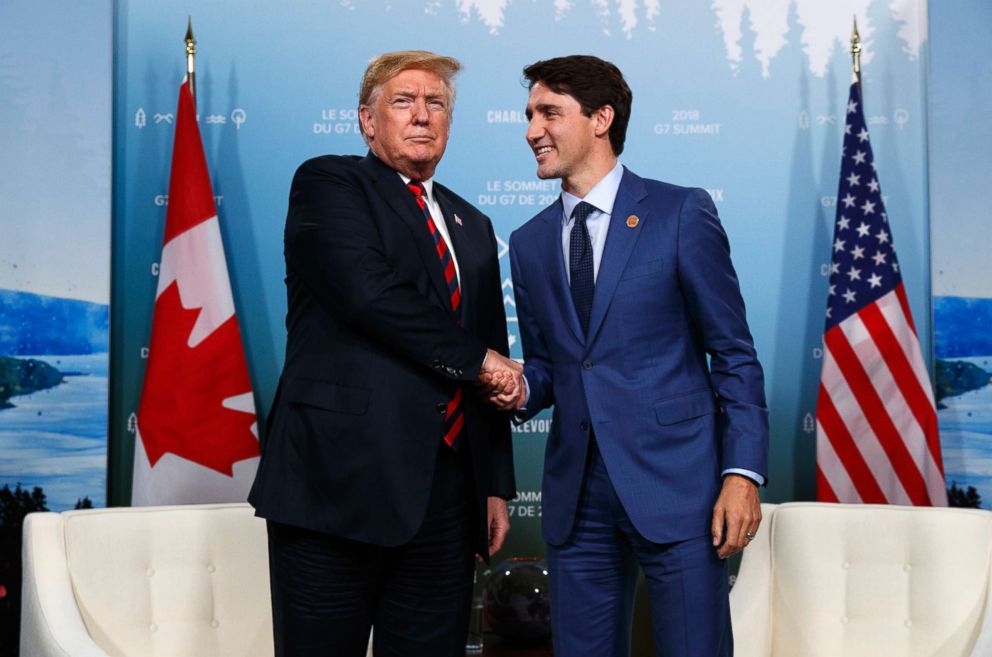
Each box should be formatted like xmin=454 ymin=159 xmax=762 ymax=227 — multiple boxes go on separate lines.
xmin=626 ymin=215 xmax=639 ymax=228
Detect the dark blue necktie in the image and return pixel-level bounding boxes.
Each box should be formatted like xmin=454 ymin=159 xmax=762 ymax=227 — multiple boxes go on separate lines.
xmin=569 ymin=201 xmax=595 ymax=335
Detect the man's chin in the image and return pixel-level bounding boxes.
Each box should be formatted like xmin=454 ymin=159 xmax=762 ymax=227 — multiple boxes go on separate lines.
xmin=535 ymin=165 xmax=559 ymax=181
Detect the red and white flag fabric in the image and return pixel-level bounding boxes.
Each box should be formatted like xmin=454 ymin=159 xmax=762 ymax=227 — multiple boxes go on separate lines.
xmin=133 ymin=78 xmax=259 ymax=505
xmin=815 ymin=76 xmax=946 ymax=506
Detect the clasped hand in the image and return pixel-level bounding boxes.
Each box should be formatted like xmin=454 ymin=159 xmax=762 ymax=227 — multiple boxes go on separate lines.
xmin=477 ymin=349 xmax=526 ymax=411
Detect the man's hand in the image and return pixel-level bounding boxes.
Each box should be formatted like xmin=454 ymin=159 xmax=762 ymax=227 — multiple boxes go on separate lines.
xmin=487 ymin=496 xmax=510 ymax=557
xmin=478 ymin=349 xmax=525 ymax=411
xmin=711 ymin=474 xmax=761 ymax=559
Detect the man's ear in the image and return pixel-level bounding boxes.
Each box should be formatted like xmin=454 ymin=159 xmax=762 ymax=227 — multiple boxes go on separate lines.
xmin=359 ymin=105 xmax=375 ymax=140
xmin=593 ymin=105 xmax=615 ymax=139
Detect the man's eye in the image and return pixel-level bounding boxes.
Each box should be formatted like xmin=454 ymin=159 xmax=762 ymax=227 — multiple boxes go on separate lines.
xmin=428 ymin=100 xmax=446 ymax=110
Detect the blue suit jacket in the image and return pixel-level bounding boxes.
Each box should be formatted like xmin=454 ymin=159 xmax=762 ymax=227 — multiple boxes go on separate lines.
xmin=509 ymin=167 xmax=768 ymax=546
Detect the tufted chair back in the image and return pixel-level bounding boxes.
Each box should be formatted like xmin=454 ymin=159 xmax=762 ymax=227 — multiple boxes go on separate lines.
xmin=730 ymin=502 xmax=992 ymax=657
xmin=21 ymin=503 xmax=273 ymax=657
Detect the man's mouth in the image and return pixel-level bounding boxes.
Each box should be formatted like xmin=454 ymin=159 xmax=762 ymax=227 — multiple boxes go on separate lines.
xmin=535 ymin=145 xmax=553 ymax=159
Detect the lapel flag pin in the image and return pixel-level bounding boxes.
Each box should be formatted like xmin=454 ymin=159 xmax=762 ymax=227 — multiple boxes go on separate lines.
xmin=626 ymin=215 xmax=639 ymax=228
xmin=454 ymin=214 xmax=463 ymax=226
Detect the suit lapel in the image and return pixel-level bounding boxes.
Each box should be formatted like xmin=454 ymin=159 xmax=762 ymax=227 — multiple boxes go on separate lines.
xmin=361 ymin=154 xmax=452 ymax=312
xmin=586 ymin=168 xmax=648 ymax=345
xmin=538 ymin=199 xmax=583 ymax=343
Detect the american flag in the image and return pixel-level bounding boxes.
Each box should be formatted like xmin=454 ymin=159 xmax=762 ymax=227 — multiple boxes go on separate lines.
xmin=815 ymin=77 xmax=947 ymax=506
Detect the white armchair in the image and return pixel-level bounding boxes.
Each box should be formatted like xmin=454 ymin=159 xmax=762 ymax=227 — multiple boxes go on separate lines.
xmin=20 ymin=503 xmax=373 ymax=657
xmin=730 ymin=502 xmax=992 ymax=657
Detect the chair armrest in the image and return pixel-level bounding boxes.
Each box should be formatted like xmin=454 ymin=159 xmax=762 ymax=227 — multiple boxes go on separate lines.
xmin=729 ymin=503 xmax=775 ymax=657
xmin=967 ymin=533 xmax=992 ymax=657
xmin=20 ymin=513 xmax=109 ymax=657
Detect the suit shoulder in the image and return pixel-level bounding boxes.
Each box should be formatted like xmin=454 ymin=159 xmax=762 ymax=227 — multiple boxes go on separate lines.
xmin=639 ymin=176 xmax=713 ymax=206
xmin=294 ymin=154 xmax=364 ymax=178
xmin=511 ymin=205 xmax=556 ymax=245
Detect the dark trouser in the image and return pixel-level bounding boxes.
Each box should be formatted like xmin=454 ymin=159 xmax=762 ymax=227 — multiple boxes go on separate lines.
xmin=267 ymin=444 xmax=477 ymax=657
xmin=546 ymin=439 xmax=732 ymax=657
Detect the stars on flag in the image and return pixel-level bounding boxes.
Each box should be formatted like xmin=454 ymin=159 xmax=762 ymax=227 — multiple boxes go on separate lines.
xmin=825 ymin=87 xmax=902 ymax=330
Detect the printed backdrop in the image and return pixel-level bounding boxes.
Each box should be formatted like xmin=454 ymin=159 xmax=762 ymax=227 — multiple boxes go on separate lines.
xmin=0 ymin=1 xmax=111 ymax=513
xmin=112 ymin=0 xmax=933 ymax=561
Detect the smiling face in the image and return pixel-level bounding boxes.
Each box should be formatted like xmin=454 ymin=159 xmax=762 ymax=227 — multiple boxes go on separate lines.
xmin=360 ymin=68 xmax=451 ymax=180
xmin=525 ymin=81 xmax=614 ymax=196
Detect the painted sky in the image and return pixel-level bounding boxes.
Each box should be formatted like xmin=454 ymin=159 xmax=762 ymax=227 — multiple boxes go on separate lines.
xmin=0 ymin=1 xmax=112 ymax=304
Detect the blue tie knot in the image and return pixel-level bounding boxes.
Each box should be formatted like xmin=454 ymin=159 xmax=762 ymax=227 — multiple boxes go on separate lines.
xmin=572 ymin=201 xmax=596 ymax=223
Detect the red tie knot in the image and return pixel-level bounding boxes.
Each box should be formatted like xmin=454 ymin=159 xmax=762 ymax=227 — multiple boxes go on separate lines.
xmin=407 ymin=182 xmax=426 ymax=198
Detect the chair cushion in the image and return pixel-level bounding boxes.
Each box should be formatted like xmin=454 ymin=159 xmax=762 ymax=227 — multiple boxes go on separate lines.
xmin=62 ymin=503 xmax=272 ymax=657
xmin=768 ymin=503 xmax=992 ymax=657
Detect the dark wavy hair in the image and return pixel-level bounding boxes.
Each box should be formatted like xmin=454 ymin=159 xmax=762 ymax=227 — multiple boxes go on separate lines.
xmin=523 ymin=55 xmax=632 ymax=156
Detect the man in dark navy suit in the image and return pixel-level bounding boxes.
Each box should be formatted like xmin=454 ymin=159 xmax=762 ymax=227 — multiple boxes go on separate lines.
xmin=249 ymin=51 xmax=520 ymax=657
xmin=505 ymin=55 xmax=769 ymax=656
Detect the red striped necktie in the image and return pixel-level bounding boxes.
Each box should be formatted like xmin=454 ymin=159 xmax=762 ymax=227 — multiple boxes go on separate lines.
xmin=408 ymin=181 xmax=464 ymax=450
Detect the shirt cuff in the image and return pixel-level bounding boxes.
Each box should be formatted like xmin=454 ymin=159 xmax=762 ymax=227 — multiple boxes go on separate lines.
xmin=722 ymin=468 xmax=764 ymax=486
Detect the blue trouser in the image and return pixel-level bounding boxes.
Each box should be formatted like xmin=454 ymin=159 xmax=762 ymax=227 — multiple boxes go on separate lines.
xmin=546 ymin=439 xmax=732 ymax=657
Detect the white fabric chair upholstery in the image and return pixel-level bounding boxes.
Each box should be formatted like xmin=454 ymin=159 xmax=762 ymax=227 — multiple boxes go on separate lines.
xmin=730 ymin=502 xmax=992 ymax=657
xmin=20 ymin=503 xmax=373 ymax=657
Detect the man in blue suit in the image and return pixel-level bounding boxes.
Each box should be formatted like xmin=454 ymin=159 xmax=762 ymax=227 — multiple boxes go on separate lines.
xmin=505 ymin=55 xmax=768 ymax=656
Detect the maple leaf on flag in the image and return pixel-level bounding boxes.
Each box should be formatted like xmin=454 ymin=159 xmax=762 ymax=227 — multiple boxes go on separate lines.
xmin=138 ymin=283 xmax=258 ymax=476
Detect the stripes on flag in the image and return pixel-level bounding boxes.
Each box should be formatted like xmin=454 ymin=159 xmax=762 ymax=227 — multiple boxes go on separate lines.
xmin=815 ymin=77 xmax=947 ymax=507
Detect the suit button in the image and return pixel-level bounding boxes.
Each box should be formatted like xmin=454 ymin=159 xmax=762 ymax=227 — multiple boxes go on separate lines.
xmin=582 ymin=361 xmax=593 ymax=370
xmin=436 ymin=402 xmax=447 ymax=415
xmin=580 ymin=421 xmax=589 ymax=431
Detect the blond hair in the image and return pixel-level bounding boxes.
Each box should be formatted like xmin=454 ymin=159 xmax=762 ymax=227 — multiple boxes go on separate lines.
xmin=358 ymin=50 xmax=462 ymax=140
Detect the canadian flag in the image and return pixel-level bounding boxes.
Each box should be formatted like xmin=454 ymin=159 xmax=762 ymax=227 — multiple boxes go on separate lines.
xmin=132 ymin=78 xmax=260 ymax=505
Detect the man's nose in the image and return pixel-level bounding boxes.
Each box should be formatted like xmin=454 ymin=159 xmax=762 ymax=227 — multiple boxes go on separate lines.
xmin=526 ymin=119 xmax=543 ymax=144
xmin=412 ymin=98 xmax=429 ymax=124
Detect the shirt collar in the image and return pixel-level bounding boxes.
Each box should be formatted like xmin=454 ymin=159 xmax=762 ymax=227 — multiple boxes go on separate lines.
xmin=561 ymin=160 xmax=624 ymax=222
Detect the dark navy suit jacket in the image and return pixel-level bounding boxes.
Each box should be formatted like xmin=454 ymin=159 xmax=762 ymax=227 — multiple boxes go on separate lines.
xmin=249 ymin=152 xmax=515 ymax=556
xmin=509 ymin=167 xmax=768 ymax=546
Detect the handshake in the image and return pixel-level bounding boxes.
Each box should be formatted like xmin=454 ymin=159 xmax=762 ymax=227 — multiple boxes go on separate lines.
xmin=477 ymin=348 xmax=526 ymax=411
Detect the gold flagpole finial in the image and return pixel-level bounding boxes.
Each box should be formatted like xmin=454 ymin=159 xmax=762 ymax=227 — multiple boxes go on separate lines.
xmin=185 ymin=16 xmax=197 ymax=106
xmin=851 ymin=15 xmax=862 ymax=80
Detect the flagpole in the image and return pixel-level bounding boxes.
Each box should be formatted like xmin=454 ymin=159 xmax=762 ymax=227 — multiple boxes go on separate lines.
xmin=185 ymin=16 xmax=197 ymax=108
xmin=850 ymin=16 xmax=862 ymax=88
